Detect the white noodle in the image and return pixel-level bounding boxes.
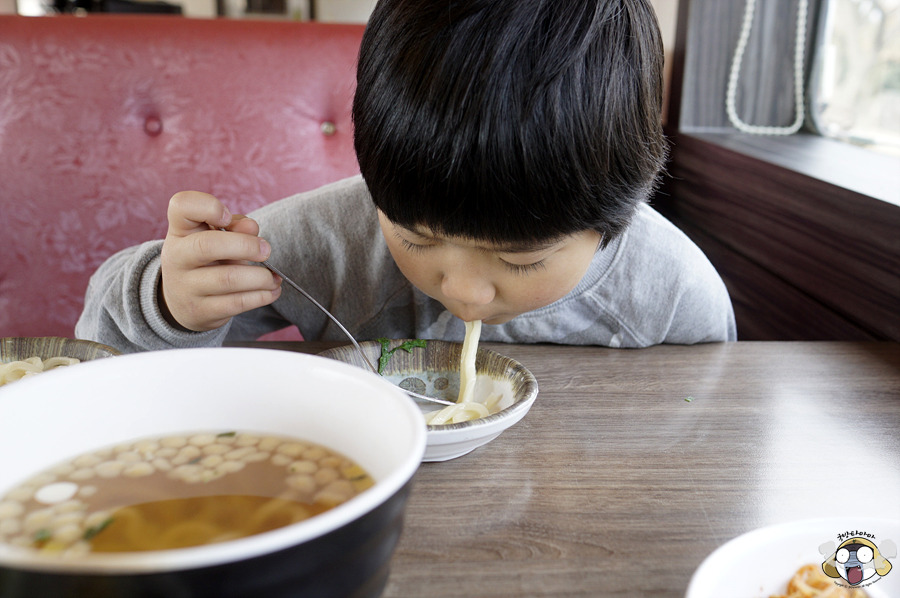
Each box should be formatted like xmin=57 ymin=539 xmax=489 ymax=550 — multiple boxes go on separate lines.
xmin=457 ymin=319 xmax=481 ymax=404
xmin=426 ymin=320 xmax=505 ymax=425
xmin=426 ymin=402 xmax=490 ymax=425
xmin=0 ymin=356 xmax=80 ymax=387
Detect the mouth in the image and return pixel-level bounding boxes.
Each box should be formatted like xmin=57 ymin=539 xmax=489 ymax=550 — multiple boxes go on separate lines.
xmin=450 ymin=311 xmax=504 ymax=325
xmin=847 ymin=565 xmax=863 ymax=585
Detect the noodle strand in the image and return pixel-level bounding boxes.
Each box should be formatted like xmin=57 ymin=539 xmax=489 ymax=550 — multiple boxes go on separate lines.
xmin=426 ymin=320 xmax=502 ymax=425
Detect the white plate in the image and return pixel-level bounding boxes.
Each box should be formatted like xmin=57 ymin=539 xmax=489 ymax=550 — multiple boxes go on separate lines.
xmin=687 ymin=517 xmax=900 ymax=598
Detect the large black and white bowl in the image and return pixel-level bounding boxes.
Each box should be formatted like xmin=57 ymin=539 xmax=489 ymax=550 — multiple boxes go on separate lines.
xmin=0 ymin=347 xmax=426 ymax=598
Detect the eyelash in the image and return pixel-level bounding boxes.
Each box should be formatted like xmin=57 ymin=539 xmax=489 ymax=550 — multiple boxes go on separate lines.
xmin=502 ymin=260 xmax=546 ymax=275
xmin=398 ymin=238 xmax=428 ymax=253
xmin=398 ymin=235 xmax=546 ymax=275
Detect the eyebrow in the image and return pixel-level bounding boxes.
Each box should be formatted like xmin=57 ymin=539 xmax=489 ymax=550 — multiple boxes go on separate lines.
xmin=402 ymin=225 xmax=561 ymax=254
xmin=494 ymin=241 xmax=560 ymax=254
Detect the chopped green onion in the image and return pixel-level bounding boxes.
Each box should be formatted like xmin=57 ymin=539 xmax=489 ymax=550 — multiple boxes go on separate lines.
xmin=396 ymin=339 xmax=427 ymax=353
xmin=375 ymin=338 xmax=427 ymax=374
xmin=83 ymin=517 xmax=114 ymax=541
xmin=376 ymin=338 xmax=393 ymax=374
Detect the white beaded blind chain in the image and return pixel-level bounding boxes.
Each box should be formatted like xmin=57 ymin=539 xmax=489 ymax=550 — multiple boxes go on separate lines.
xmin=725 ymin=0 xmax=810 ymax=135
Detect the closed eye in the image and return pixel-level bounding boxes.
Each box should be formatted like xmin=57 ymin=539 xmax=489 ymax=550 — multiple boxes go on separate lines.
xmin=397 ymin=236 xmax=431 ymax=254
xmin=502 ymin=259 xmax=546 ymax=275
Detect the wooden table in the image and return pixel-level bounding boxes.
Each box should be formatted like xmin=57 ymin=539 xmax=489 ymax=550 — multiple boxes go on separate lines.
xmin=232 ymin=340 xmax=900 ymax=597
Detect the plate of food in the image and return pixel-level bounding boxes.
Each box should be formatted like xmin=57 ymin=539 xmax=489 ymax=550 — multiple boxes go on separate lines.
xmin=686 ymin=517 xmax=899 ymax=598
xmin=0 ymin=337 xmax=121 ymax=388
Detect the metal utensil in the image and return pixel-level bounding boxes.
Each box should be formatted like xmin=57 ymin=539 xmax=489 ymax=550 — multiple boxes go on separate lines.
xmin=248 ymin=249 xmax=454 ymax=407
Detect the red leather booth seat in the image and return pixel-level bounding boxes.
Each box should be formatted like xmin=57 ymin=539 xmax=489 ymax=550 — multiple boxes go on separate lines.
xmin=0 ymin=15 xmax=364 ymax=340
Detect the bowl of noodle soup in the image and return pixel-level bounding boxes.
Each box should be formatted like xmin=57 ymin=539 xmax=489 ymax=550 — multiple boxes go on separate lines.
xmin=319 ymin=334 xmax=539 ymax=462
xmin=0 ymin=337 xmax=121 ymax=387
xmin=0 ymin=347 xmax=426 ymax=598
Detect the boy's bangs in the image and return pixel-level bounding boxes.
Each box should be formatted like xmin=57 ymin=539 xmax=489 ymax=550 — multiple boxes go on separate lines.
xmin=370 ymin=173 xmax=576 ymax=245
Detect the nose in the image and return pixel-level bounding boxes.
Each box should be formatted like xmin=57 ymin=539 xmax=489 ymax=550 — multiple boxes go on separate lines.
xmin=440 ymin=265 xmax=495 ymax=308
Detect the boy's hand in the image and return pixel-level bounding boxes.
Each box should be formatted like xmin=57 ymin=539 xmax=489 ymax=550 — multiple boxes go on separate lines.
xmin=159 ymin=191 xmax=282 ymax=332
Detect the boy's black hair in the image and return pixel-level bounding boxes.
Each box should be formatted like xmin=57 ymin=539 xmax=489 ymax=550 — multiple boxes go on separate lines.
xmin=353 ymin=0 xmax=667 ymax=248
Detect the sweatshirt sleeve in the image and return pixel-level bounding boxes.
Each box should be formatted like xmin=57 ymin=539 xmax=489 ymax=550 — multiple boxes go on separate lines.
xmin=662 ymin=266 xmax=737 ymax=344
xmin=593 ymin=205 xmax=738 ymax=346
xmin=75 ymin=240 xmax=231 ymax=353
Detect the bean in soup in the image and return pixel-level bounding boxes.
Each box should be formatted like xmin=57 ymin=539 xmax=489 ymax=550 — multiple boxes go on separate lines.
xmin=0 ymin=431 xmax=373 ymax=555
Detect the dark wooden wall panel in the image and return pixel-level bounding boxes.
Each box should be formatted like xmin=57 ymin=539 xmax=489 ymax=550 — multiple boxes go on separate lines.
xmin=660 ymin=197 xmax=883 ymax=341
xmin=661 ymin=133 xmax=900 ymax=341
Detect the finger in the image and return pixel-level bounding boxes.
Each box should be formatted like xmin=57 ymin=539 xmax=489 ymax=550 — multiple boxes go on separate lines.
xmin=173 ymin=229 xmax=272 ymax=269
xmin=179 ymin=286 xmax=284 ymax=332
xmin=184 ymin=263 xmax=282 ymax=297
xmin=167 ymin=191 xmax=233 ymax=237
xmin=224 ymin=214 xmax=261 ymax=237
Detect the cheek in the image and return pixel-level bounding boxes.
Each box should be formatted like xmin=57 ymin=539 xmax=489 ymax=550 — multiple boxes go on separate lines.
xmin=502 ymin=272 xmax=573 ymax=312
xmin=385 ymin=244 xmax=433 ymax=289
xmin=511 ymin=251 xmax=595 ymax=308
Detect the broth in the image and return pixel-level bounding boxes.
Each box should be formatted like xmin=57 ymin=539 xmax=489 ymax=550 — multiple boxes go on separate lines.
xmin=0 ymin=432 xmax=373 ymax=555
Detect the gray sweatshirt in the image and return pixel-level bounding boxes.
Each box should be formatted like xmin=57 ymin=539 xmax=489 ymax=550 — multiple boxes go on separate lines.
xmin=75 ymin=176 xmax=736 ymax=352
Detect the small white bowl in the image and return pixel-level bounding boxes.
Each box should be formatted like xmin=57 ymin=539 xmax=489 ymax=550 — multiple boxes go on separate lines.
xmin=319 ymin=340 xmax=539 ymax=461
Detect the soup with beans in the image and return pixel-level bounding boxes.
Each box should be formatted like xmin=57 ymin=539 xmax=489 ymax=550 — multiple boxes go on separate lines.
xmin=0 ymin=432 xmax=373 ymax=555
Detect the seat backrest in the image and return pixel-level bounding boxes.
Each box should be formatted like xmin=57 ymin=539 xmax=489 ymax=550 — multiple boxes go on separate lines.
xmin=0 ymin=15 xmax=364 ymax=338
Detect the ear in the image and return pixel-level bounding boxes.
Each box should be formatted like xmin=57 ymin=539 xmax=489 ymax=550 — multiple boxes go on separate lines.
xmin=818 ymin=541 xmax=836 ymax=557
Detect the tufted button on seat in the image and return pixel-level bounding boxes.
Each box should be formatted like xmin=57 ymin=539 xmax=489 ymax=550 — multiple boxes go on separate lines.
xmin=144 ymin=115 xmax=163 ymax=136
xmin=0 ymin=15 xmax=364 ymax=339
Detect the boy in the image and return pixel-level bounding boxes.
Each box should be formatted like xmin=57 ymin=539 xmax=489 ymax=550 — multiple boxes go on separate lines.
xmin=76 ymin=0 xmax=736 ymax=353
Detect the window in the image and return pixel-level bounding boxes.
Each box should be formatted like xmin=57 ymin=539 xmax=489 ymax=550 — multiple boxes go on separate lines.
xmin=809 ymin=0 xmax=900 ymax=157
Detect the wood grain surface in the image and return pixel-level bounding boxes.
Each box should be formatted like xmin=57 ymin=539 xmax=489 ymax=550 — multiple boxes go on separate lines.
xmin=662 ymin=132 xmax=900 ymax=341
xmin=231 ymin=340 xmax=900 ymax=597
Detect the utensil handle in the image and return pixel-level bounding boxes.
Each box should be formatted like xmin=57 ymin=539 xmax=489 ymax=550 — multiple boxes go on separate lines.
xmin=215 ymin=228 xmax=454 ymax=407
xmin=261 ymin=260 xmax=380 ymax=376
